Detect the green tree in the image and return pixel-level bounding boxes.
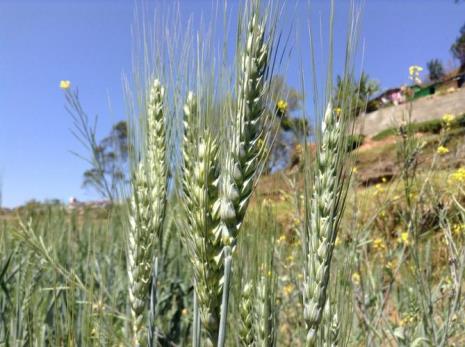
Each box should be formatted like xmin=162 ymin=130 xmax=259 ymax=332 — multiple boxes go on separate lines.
xmin=334 ymin=71 xmax=380 ymax=117
xmin=451 ymin=23 xmax=465 ymax=70
xmin=81 ymin=121 xmax=128 ymax=196
xmin=65 ymin=89 xmax=128 ymax=201
xmin=266 ymin=75 xmax=308 ymax=171
xmin=427 ymin=59 xmax=445 ymax=81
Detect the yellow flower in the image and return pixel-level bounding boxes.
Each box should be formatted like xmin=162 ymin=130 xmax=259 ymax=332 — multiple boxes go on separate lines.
xmin=450 ymin=167 xmax=465 ymax=184
xmin=283 ymin=283 xmax=294 ymax=297
xmin=386 ymin=260 xmax=396 ymax=271
xmin=351 ymin=272 xmax=361 ymax=285
xmin=408 ymin=65 xmax=423 ymax=76
xmin=398 ymin=231 xmax=410 ymax=246
xmin=181 ymin=308 xmax=189 ymax=316
xmin=437 ymin=145 xmax=449 ymax=155
xmin=352 ymin=166 xmax=358 ymax=174
xmin=442 ymin=113 xmax=455 ymax=126
xmin=381 ymin=177 xmax=387 ymax=183
xmin=372 ymin=238 xmax=386 ymax=251
xmin=452 ymin=223 xmax=465 ymax=236
xmin=408 ymin=65 xmax=423 ymax=84
xmin=60 ymin=80 xmax=71 ymax=90
xmin=276 ymin=234 xmax=286 ymax=244
xmin=277 ymin=99 xmax=288 ymax=113
xmin=335 ymin=107 xmax=342 ymax=116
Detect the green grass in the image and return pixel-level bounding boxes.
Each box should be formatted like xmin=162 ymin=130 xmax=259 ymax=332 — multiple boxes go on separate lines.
xmin=372 ymin=113 xmax=465 ymax=141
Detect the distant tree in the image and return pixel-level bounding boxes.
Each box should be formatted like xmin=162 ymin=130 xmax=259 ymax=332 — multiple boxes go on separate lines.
xmin=81 ymin=121 xmax=128 ymax=197
xmin=266 ymin=75 xmax=308 ymax=171
xmin=451 ymin=23 xmax=465 ymax=70
xmin=65 ymin=89 xmax=128 ymax=201
xmin=334 ymin=72 xmax=380 ymax=117
xmin=427 ymin=59 xmax=445 ymax=81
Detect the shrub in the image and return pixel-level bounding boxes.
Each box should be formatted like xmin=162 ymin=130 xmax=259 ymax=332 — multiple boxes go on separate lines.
xmin=372 ymin=113 xmax=465 ymax=140
xmin=347 ymin=134 xmax=365 ymax=151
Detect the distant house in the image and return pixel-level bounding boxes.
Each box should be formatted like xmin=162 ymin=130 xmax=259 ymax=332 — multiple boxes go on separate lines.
xmin=366 ymin=72 xmax=465 ymax=114
xmin=380 ymin=88 xmax=405 ymax=105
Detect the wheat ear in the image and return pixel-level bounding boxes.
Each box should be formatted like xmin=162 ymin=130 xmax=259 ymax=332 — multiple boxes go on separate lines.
xmin=146 ymin=79 xmax=168 ymax=244
xmin=303 ymin=102 xmax=349 ymax=346
xmin=182 ymin=92 xmax=224 ymax=344
xmin=219 ymin=10 xmax=269 ymax=245
xmin=239 ymin=281 xmax=255 ymax=347
xmin=127 ymin=79 xmax=167 ymax=345
xmin=128 ymin=164 xmax=155 ymax=344
xmin=254 ymin=274 xmax=274 ymax=347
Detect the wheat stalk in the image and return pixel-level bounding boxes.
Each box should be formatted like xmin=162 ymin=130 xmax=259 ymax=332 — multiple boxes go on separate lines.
xmin=239 ymin=281 xmax=255 ymax=346
xmin=127 ymin=79 xmax=167 ymax=346
xmin=181 ymin=92 xmax=224 ymax=344
xmin=254 ymin=274 xmax=274 ymax=347
xmin=218 ymin=9 xmax=270 ymax=246
xmin=127 ymin=164 xmax=155 ymax=345
xmin=146 ymin=79 xmax=168 ymax=245
xmin=302 ymin=102 xmax=350 ymax=346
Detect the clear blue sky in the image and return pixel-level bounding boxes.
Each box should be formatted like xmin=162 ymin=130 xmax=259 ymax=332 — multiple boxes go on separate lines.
xmin=0 ymin=0 xmax=463 ymax=207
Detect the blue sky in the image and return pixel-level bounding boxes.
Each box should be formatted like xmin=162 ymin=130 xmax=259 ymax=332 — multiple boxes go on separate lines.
xmin=0 ymin=0 xmax=463 ymax=207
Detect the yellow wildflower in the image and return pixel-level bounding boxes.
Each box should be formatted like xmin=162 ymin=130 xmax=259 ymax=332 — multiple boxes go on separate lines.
xmin=437 ymin=145 xmax=449 ymax=155
xmin=450 ymin=168 xmax=465 ymax=184
xmin=398 ymin=231 xmax=410 ymax=246
xmin=386 ymin=260 xmax=396 ymax=271
xmin=352 ymin=166 xmax=358 ymax=174
xmin=408 ymin=65 xmax=423 ymax=84
xmin=372 ymin=238 xmax=386 ymax=251
xmin=283 ymin=283 xmax=294 ymax=297
xmin=335 ymin=107 xmax=342 ymax=116
xmin=452 ymin=223 xmax=465 ymax=236
xmin=277 ymin=99 xmax=288 ymax=113
xmin=60 ymin=80 xmax=71 ymax=89
xmin=442 ymin=113 xmax=455 ymax=126
xmin=408 ymin=65 xmax=423 ymax=76
xmin=276 ymin=234 xmax=286 ymax=244
xmin=351 ymin=272 xmax=361 ymax=285
xmin=381 ymin=177 xmax=387 ymax=183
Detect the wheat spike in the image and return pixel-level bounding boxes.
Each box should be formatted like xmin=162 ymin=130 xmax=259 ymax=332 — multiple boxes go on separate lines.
xmin=218 ymin=10 xmax=269 ymax=246
xmin=128 ymin=164 xmax=155 ymax=345
xmin=127 ymin=79 xmax=167 ymax=346
xmin=303 ymin=102 xmax=348 ymax=346
xmin=182 ymin=92 xmax=224 ymax=344
xmin=146 ymin=79 xmax=168 ymax=242
xmin=239 ymin=281 xmax=255 ymax=347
